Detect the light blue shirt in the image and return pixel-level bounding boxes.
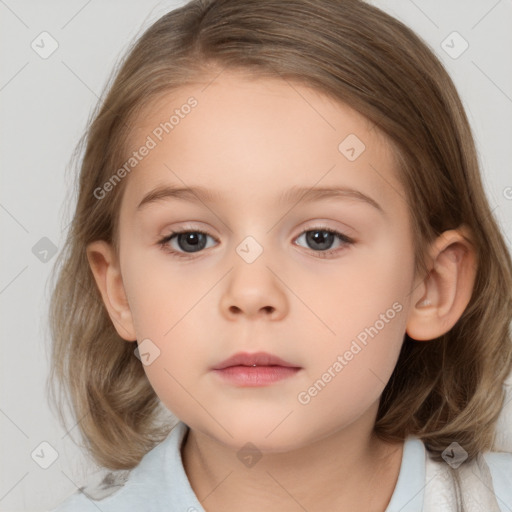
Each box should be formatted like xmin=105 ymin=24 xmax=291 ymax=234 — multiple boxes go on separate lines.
xmin=53 ymin=421 xmax=512 ymax=511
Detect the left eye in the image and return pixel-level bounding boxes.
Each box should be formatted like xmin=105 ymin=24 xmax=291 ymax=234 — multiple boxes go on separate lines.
xmin=294 ymin=228 xmax=353 ymax=255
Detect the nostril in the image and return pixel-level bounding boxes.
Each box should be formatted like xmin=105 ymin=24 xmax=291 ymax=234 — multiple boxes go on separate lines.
xmin=227 ymin=305 xmax=275 ymax=315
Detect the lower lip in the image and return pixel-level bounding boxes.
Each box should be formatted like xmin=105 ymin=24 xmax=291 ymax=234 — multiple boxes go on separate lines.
xmin=212 ymin=365 xmax=301 ymax=386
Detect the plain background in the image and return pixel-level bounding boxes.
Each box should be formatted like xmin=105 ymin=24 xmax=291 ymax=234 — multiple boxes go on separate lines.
xmin=1 ymin=1 xmax=511 ymax=510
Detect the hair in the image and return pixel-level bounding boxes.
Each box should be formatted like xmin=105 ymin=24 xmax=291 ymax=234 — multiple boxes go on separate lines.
xmin=48 ymin=0 xmax=512 ymax=472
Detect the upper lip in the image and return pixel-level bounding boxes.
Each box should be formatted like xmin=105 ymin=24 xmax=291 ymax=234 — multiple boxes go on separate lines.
xmin=212 ymin=351 xmax=301 ymax=370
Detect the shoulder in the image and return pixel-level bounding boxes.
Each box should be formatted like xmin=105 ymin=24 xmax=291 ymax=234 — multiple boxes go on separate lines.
xmin=483 ymin=451 xmax=512 ymax=508
xmin=51 ymin=421 xmax=201 ymax=512
xmin=52 ymin=491 xmax=100 ymax=512
xmin=424 ymin=447 xmax=512 ymax=512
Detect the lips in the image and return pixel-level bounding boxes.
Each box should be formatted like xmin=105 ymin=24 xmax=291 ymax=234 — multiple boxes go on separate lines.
xmin=212 ymin=351 xmax=300 ymax=370
xmin=211 ymin=351 xmax=302 ymax=387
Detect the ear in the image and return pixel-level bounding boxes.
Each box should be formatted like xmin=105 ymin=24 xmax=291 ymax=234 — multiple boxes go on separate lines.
xmin=406 ymin=225 xmax=477 ymax=341
xmin=86 ymin=240 xmax=137 ymax=341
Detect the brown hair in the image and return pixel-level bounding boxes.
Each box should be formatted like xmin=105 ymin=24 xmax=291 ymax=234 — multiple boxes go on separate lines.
xmin=48 ymin=0 xmax=512 ymax=470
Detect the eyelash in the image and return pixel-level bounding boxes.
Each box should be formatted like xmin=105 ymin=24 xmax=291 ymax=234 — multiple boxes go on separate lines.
xmin=157 ymin=226 xmax=354 ymax=260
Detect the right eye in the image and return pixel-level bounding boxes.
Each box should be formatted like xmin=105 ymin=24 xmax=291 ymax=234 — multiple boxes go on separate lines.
xmin=158 ymin=229 xmax=218 ymax=258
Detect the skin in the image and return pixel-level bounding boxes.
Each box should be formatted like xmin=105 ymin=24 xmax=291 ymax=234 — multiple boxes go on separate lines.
xmin=87 ymin=70 xmax=477 ymax=511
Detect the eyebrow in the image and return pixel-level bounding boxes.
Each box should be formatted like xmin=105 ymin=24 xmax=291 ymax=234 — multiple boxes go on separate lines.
xmin=136 ymin=184 xmax=383 ymax=213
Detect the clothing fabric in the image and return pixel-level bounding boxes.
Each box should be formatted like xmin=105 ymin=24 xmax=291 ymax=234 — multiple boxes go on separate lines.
xmin=53 ymin=421 xmax=512 ymax=512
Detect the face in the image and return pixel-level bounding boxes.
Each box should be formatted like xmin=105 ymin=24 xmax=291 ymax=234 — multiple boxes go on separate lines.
xmin=112 ymin=71 xmax=418 ymax=452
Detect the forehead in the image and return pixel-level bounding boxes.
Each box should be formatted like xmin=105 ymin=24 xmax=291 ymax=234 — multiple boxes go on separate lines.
xmin=120 ymin=71 xmax=406 ymax=216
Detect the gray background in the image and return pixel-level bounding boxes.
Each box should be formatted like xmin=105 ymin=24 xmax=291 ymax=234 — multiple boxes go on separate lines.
xmin=1 ymin=0 xmax=511 ymax=510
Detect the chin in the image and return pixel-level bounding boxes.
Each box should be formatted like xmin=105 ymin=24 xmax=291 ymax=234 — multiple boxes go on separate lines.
xmin=205 ymin=415 xmax=312 ymax=453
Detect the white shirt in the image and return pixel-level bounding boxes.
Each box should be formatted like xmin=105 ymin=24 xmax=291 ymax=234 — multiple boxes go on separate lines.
xmin=53 ymin=421 xmax=512 ymax=512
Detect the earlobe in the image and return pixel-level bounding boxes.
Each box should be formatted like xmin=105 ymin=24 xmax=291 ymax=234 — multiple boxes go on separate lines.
xmin=406 ymin=226 xmax=477 ymax=341
xmin=86 ymin=240 xmax=137 ymax=341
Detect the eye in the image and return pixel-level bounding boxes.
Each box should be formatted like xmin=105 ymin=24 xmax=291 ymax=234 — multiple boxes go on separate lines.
xmin=158 ymin=229 xmax=217 ymax=258
xmin=158 ymin=226 xmax=354 ymax=259
xmin=294 ymin=227 xmax=354 ymax=258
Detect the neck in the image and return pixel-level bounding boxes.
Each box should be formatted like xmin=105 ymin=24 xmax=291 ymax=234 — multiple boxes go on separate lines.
xmin=181 ymin=407 xmax=404 ymax=512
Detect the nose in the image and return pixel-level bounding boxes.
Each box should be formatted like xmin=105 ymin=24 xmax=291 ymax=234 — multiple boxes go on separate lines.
xmin=219 ymin=260 xmax=289 ymax=321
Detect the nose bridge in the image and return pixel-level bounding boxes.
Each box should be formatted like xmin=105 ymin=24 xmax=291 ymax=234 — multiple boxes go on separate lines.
xmin=219 ymin=231 xmax=289 ymax=319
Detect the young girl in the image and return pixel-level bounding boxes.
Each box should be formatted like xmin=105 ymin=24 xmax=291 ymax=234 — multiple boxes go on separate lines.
xmin=49 ymin=0 xmax=512 ymax=510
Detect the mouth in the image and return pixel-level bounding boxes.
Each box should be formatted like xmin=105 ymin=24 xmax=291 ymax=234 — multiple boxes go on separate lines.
xmin=211 ymin=351 xmax=302 ymax=387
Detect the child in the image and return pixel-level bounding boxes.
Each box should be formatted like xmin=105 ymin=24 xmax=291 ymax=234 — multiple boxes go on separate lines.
xmin=49 ymin=0 xmax=512 ymax=510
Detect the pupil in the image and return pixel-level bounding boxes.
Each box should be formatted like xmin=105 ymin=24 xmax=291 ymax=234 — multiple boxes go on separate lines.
xmin=307 ymin=230 xmax=334 ymax=250
xmin=178 ymin=232 xmax=207 ymax=252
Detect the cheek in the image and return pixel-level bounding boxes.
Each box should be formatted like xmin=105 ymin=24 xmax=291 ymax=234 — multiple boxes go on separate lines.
xmin=296 ymin=289 xmax=409 ymax=432
xmin=121 ymin=245 xmax=203 ymax=337
xmin=299 ymin=234 xmax=414 ymax=403
xmin=296 ymin=229 xmax=414 ymax=345
xmin=120 ymin=249 xmax=216 ymax=413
